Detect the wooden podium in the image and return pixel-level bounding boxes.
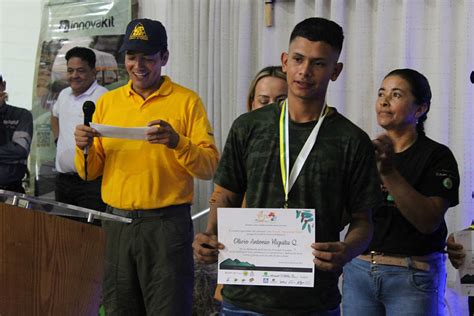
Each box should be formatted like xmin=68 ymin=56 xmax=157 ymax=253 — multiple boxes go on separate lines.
xmin=0 ymin=191 xmax=130 ymax=315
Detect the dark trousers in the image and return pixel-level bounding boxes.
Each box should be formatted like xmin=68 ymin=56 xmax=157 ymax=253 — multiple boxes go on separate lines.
xmin=55 ymin=173 xmax=106 ymax=212
xmin=102 ymin=205 xmax=194 ymax=316
xmin=469 ymin=296 xmax=474 ymax=315
xmin=0 ymin=181 xmax=25 ymax=194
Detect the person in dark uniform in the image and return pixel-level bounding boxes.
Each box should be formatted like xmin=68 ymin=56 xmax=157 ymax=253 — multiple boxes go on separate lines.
xmin=343 ymin=69 xmax=460 ymax=316
xmin=0 ymin=75 xmax=33 ymax=194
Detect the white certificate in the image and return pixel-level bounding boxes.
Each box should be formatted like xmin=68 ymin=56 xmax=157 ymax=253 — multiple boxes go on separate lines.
xmin=454 ymin=229 xmax=474 ymax=296
xmin=90 ymin=122 xmax=150 ymax=140
xmin=217 ymin=207 xmax=315 ymax=287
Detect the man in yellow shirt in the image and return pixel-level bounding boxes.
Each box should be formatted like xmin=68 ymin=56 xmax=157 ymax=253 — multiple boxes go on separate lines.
xmin=74 ymin=18 xmax=219 ymax=315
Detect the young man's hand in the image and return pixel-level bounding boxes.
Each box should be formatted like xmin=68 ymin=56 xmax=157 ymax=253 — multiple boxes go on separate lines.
xmin=193 ymin=232 xmax=224 ymax=264
xmin=312 ymin=241 xmax=352 ymax=272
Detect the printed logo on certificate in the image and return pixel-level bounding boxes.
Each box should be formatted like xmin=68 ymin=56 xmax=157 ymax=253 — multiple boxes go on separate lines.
xmin=217 ymin=208 xmax=315 ymax=287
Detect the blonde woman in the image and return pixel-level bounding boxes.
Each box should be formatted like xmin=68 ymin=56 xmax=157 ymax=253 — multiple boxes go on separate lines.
xmin=246 ymin=65 xmax=287 ymax=112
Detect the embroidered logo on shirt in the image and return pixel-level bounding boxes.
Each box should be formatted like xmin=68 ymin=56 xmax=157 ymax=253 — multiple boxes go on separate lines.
xmin=129 ymin=23 xmax=148 ymax=41
xmin=3 ymin=119 xmax=19 ymax=128
xmin=436 ymin=169 xmax=457 ymax=190
xmin=442 ymin=177 xmax=453 ymax=189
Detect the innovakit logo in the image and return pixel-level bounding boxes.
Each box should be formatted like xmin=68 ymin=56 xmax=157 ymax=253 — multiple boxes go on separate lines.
xmin=58 ymin=16 xmax=115 ymax=33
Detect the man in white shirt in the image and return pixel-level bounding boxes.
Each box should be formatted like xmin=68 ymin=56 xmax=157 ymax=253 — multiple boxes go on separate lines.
xmin=51 ymin=46 xmax=107 ymax=213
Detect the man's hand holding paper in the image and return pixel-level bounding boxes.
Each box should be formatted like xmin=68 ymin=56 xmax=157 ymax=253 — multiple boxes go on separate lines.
xmin=146 ymin=119 xmax=180 ymax=148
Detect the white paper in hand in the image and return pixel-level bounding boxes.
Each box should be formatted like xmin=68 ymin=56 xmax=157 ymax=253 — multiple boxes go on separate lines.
xmin=90 ymin=122 xmax=149 ymax=140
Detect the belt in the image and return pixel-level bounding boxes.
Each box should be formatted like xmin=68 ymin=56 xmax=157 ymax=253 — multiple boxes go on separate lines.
xmin=58 ymin=172 xmax=81 ymax=178
xmin=358 ymin=251 xmax=437 ymax=271
xmin=106 ymin=204 xmax=190 ymax=219
xmin=58 ymin=173 xmax=103 ymax=182
xmin=0 ymin=181 xmax=23 ymax=190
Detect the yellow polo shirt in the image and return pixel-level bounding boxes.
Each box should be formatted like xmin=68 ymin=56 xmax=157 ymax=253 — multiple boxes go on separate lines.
xmin=75 ymin=76 xmax=219 ymax=210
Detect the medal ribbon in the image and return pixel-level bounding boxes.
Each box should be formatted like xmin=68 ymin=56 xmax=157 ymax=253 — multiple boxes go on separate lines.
xmin=279 ymin=99 xmax=328 ymax=208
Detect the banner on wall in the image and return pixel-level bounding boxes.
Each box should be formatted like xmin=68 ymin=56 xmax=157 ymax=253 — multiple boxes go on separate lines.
xmin=30 ymin=0 xmax=131 ymax=197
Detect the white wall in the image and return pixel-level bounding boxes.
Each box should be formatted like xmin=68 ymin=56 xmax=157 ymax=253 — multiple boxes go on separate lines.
xmin=0 ymin=0 xmax=45 ymax=110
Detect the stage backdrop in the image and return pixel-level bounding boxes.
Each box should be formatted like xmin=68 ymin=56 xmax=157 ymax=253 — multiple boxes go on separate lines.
xmin=30 ymin=0 xmax=131 ymax=197
xmin=138 ymin=0 xmax=473 ymax=237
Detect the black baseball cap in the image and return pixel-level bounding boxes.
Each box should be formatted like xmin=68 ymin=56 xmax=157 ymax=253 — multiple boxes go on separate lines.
xmin=119 ymin=18 xmax=167 ymax=55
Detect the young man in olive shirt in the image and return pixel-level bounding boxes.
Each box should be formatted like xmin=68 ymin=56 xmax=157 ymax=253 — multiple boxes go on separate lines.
xmin=194 ymin=17 xmax=381 ymax=315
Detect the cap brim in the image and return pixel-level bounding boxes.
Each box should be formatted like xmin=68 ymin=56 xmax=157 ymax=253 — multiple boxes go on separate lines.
xmin=119 ymin=42 xmax=161 ymax=55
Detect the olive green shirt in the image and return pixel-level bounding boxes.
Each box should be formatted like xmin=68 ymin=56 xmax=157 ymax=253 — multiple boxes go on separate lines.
xmin=215 ymin=102 xmax=382 ymax=314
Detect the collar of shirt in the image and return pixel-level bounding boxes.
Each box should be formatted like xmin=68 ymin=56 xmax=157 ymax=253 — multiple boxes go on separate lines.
xmin=0 ymin=102 xmax=10 ymax=114
xmin=68 ymin=80 xmax=100 ymax=100
xmin=125 ymin=75 xmax=173 ymax=99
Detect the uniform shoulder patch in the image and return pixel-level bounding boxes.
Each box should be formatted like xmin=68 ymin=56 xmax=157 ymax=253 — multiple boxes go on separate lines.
xmin=442 ymin=177 xmax=453 ymax=190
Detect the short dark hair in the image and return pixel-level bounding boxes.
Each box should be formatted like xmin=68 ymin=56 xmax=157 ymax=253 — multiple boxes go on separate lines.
xmin=65 ymin=46 xmax=96 ymax=69
xmin=385 ymin=68 xmax=432 ymax=135
xmin=290 ymin=17 xmax=344 ymax=54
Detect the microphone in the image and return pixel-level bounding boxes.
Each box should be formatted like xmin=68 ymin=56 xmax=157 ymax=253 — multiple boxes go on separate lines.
xmin=82 ymin=101 xmax=95 ymax=181
xmin=83 ymin=100 xmax=95 ymax=126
